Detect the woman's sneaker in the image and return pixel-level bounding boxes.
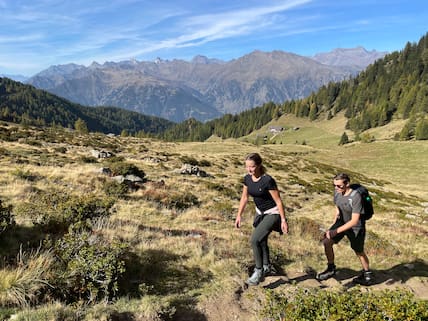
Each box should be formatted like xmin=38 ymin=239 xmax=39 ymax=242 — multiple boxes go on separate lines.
xmin=353 ymin=270 xmax=374 ymax=286
xmin=246 ymin=268 xmax=264 ymax=285
xmin=316 ymin=265 xmax=336 ymax=281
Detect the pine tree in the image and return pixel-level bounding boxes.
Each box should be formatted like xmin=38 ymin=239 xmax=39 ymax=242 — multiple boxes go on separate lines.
xmin=415 ymin=118 xmax=428 ymax=140
xmin=338 ymin=132 xmax=349 ymax=145
xmin=75 ymin=118 xmax=89 ymax=134
xmin=399 ymin=121 xmax=413 ymax=140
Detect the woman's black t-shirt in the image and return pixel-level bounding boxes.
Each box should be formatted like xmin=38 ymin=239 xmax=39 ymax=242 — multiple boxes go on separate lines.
xmin=243 ymin=174 xmax=277 ymax=212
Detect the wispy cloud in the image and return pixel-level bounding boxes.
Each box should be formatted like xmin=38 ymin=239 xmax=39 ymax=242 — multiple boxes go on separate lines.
xmin=0 ymin=0 xmax=426 ymax=75
xmin=118 ymin=0 xmax=312 ymax=58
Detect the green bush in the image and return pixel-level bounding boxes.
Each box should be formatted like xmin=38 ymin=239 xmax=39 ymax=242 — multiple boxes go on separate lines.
xmin=107 ymin=161 xmax=145 ymax=178
xmin=15 ymin=190 xmax=114 ymax=232
xmin=102 ymin=180 xmax=129 ymax=199
xmin=260 ymin=287 xmax=428 ymax=321
xmin=179 ymin=155 xmax=199 ymax=166
xmin=53 ymin=230 xmax=127 ymax=303
xmin=80 ymin=155 xmax=99 ymax=163
xmin=199 ymin=159 xmax=211 ymax=167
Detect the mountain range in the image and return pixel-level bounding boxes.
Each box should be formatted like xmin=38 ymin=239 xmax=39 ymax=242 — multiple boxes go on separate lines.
xmin=26 ymin=47 xmax=387 ymax=123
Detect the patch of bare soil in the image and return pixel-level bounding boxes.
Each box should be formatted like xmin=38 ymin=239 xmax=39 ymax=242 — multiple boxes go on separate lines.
xmin=197 ymin=287 xmax=256 ymax=321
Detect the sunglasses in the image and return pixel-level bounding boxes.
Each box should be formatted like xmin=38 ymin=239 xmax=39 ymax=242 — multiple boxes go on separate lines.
xmin=333 ymin=184 xmax=346 ymax=189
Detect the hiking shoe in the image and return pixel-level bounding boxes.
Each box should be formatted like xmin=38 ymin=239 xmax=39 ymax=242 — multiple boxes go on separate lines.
xmin=263 ymin=264 xmax=277 ymax=276
xmin=353 ymin=270 xmax=374 ymax=286
xmin=316 ymin=265 xmax=336 ymax=281
xmin=246 ymin=268 xmax=264 ymax=286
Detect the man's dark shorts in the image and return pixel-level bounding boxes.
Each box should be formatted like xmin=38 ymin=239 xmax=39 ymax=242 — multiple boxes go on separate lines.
xmin=329 ymin=220 xmax=365 ymax=253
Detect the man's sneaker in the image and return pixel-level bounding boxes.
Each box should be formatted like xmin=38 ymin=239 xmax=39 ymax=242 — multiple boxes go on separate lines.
xmin=263 ymin=264 xmax=277 ymax=276
xmin=246 ymin=268 xmax=264 ymax=286
xmin=353 ymin=270 xmax=374 ymax=286
xmin=316 ymin=265 xmax=336 ymax=281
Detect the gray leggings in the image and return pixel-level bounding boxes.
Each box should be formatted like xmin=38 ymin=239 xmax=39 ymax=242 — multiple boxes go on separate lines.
xmin=250 ymin=214 xmax=280 ymax=268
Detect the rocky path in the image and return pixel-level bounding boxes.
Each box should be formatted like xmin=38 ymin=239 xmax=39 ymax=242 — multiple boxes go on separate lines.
xmin=259 ymin=261 xmax=428 ymax=299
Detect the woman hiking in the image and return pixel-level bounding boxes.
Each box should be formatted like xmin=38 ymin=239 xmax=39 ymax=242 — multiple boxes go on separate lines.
xmin=235 ymin=152 xmax=289 ymax=285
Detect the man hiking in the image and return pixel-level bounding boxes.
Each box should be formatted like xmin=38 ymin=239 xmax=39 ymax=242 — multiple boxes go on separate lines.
xmin=316 ymin=173 xmax=374 ymax=286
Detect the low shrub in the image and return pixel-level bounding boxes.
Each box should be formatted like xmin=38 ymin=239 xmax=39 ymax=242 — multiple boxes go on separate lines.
xmin=107 ymin=161 xmax=145 ymax=178
xmin=53 ymin=229 xmax=127 ymax=303
xmin=102 ymin=180 xmax=129 ymax=199
xmin=14 ymin=190 xmax=115 ymax=232
xmin=260 ymin=287 xmax=428 ymax=321
xmin=199 ymin=159 xmax=211 ymax=167
xmin=179 ymin=155 xmax=199 ymax=166
xmin=80 ymin=156 xmax=98 ymax=163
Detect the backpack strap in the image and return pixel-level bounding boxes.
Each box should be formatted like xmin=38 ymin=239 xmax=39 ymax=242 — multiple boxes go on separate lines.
xmin=349 ymin=189 xmax=357 ymax=207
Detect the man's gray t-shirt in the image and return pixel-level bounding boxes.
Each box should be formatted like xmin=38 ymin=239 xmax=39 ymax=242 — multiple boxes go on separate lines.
xmin=334 ymin=190 xmax=364 ymax=234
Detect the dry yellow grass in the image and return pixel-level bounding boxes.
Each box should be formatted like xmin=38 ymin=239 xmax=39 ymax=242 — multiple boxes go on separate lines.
xmin=0 ymin=123 xmax=427 ymax=320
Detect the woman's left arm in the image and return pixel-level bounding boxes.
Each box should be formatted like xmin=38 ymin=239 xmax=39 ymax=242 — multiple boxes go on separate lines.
xmin=269 ymin=189 xmax=289 ymax=234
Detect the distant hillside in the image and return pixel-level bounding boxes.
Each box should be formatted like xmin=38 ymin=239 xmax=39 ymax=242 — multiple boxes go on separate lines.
xmin=0 ymin=77 xmax=174 ymax=135
xmin=26 ymin=48 xmax=383 ymax=122
xmin=0 ymin=73 xmax=28 ymax=83
xmin=160 ymin=32 xmax=428 ymax=142
xmin=312 ymin=47 xmax=387 ymax=69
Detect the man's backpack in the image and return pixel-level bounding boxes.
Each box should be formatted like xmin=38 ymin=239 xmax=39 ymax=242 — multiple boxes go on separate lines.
xmin=349 ymin=184 xmax=374 ymax=220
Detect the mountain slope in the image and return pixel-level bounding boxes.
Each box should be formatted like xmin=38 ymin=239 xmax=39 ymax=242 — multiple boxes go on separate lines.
xmin=0 ymin=77 xmax=174 ymax=134
xmin=27 ymin=48 xmax=384 ymax=122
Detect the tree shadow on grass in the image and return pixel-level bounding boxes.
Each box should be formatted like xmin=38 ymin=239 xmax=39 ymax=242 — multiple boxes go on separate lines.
xmin=119 ymin=249 xmax=214 ymax=297
xmin=119 ymin=249 xmax=211 ymax=321
xmin=0 ymin=224 xmax=48 ymax=264
xmin=169 ymin=296 xmax=208 ymax=321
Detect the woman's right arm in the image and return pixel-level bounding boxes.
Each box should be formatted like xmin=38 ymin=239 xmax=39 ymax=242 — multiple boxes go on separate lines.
xmin=235 ymin=185 xmax=248 ymax=228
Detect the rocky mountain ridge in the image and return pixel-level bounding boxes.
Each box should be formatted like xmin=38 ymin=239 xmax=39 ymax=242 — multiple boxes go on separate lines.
xmin=27 ymin=48 xmax=387 ymax=122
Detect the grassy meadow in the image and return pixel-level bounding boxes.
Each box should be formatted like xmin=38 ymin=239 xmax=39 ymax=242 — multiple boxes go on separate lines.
xmin=0 ymin=116 xmax=427 ymax=321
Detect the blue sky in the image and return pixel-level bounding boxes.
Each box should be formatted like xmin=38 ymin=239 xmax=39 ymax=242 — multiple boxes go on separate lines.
xmin=1 ymin=0 xmax=427 ymax=76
